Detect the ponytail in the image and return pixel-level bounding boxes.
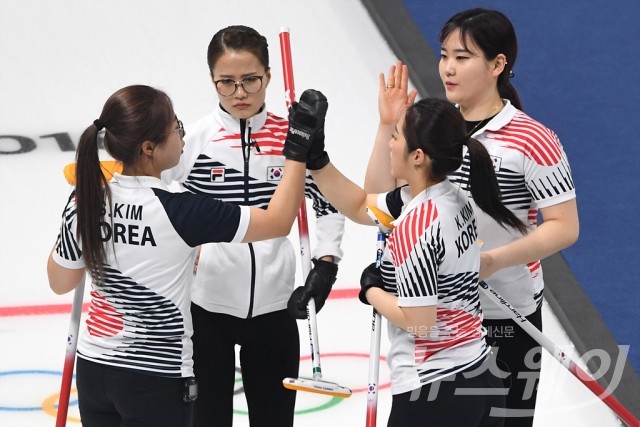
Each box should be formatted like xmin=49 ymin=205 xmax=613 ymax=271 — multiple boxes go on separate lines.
xmin=73 ymin=85 xmax=175 ymax=285
xmin=404 ymin=98 xmax=527 ymax=235
xmin=75 ymin=121 xmax=111 ymax=284
xmin=466 ymin=138 xmax=527 ymax=234
xmin=498 ymin=76 xmax=523 ymax=111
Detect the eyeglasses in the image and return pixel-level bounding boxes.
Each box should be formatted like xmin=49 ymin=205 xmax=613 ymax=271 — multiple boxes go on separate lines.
xmin=213 ymin=75 xmax=265 ymax=97
xmin=166 ymin=118 xmax=185 ymax=138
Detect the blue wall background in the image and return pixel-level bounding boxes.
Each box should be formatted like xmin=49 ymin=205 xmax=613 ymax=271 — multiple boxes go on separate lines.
xmin=402 ymin=0 xmax=640 ymax=371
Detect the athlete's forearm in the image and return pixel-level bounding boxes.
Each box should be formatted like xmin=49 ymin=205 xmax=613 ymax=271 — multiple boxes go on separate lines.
xmin=47 ymin=250 xmax=85 ymax=295
xmin=244 ymin=160 xmax=306 ymax=242
xmin=480 ymin=199 xmax=579 ymax=279
xmin=365 ymin=61 xmax=415 ymax=193
xmin=367 ymin=288 xmax=437 ymax=333
xmin=311 ymin=163 xmax=377 ymax=226
xmin=364 ymin=122 xmax=397 ymax=193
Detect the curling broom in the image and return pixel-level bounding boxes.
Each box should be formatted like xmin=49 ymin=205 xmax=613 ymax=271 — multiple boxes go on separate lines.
xmin=364 ymin=206 xmax=394 ymax=426
xmin=55 ymin=276 xmax=84 ymax=427
xmin=279 ymin=26 xmax=351 ymax=399
xmin=478 ymin=281 xmax=639 ymax=427
xmin=63 ymin=160 xmax=122 ymax=186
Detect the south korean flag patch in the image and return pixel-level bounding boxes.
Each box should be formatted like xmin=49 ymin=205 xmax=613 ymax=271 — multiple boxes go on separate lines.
xmin=210 ymin=167 xmax=225 ymax=182
xmin=267 ymin=166 xmax=284 ymax=182
xmin=490 ymin=155 xmax=502 ymax=172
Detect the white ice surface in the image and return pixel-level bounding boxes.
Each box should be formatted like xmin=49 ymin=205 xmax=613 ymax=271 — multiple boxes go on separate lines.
xmin=0 ymin=1 xmax=624 ymax=425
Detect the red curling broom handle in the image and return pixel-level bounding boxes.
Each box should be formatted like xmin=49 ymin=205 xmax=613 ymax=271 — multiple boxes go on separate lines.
xmin=279 ymin=26 xmax=323 ymax=381
xmin=56 ymin=277 xmax=85 ymax=427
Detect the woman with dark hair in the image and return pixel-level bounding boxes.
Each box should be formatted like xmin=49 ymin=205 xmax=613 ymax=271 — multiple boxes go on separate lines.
xmin=366 ymin=8 xmax=579 ymax=427
xmin=47 ymin=84 xmax=325 ymax=426
xmin=161 ymin=25 xmax=345 ymax=426
xmin=307 ymin=97 xmax=525 ymax=426
xmin=440 ymin=10 xmax=579 ymax=426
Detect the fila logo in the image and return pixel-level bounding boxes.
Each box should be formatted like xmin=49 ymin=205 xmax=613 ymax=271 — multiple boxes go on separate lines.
xmin=210 ymin=168 xmax=225 ymax=182
xmin=267 ymin=166 xmax=284 ymax=181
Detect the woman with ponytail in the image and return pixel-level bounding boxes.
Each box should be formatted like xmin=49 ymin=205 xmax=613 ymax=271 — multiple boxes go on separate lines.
xmin=365 ymin=8 xmax=579 ymax=426
xmin=439 ymin=10 xmax=579 ymax=426
xmin=308 ymin=97 xmax=524 ymax=426
xmin=46 ymin=84 xmax=322 ymax=426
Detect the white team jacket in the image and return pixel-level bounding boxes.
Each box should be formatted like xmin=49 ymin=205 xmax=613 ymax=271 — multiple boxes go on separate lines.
xmin=162 ymin=105 xmax=344 ymax=318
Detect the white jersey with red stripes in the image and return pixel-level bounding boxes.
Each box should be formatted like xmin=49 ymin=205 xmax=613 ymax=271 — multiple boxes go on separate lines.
xmin=51 ymin=174 xmax=250 ymax=378
xmin=376 ymin=181 xmax=489 ymax=395
xmin=449 ymin=100 xmax=576 ymax=318
xmin=162 ymin=105 xmax=344 ymax=319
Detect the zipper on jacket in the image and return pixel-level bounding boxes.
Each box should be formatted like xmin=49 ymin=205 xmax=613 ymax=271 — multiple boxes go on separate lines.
xmin=246 ymin=244 xmax=257 ymax=318
xmin=240 ymin=118 xmax=250 ymax=202
xmin=240 ymin=118 xmax=257 ymax=318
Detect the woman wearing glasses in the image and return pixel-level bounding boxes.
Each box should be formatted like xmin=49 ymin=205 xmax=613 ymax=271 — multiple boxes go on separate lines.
xmin=47 ymin=84 xmax=325 ymax=426
xmin=162 ymin=25 xmax=345 ymax=426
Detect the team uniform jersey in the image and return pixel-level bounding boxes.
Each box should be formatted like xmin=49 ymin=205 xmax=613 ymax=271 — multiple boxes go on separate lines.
xmin=449 ymin=100 xmax=576 ymax=318
xmin=51 ymin=174 xmax=251 ymax=378
xmin=375 ymin=181 xmax=489 ymax=395
xmin=162 ymin=105 xmax=344 ymax=318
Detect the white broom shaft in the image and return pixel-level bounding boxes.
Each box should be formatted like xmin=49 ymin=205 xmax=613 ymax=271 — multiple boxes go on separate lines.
xmin=478 ymin=281 xmax=639 ymax=427
xmin=366 ymin=311 xmax=382 ymax=427
xmin=479 ymin=282 xmax=561 ymax=359
xmin=279 ymin=27 xmax=323 ymax=381
xmin=366 ymin=232 xmax=386 ymax=427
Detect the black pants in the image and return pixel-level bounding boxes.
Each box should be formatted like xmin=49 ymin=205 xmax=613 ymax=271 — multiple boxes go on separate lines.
xmin=76 ymin=357 xmax=194 ymax=427
xmin=191 ymin=305 xmax=299 ymax=427
xmin=483 ymin=305 xmax=543 ymax=427
xmin=387 ymin=357 xmax=506 ymax=427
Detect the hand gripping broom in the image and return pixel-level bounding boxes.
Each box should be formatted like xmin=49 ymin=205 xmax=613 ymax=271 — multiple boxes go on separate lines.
xmin=365 ymin=206 xmax=394 ymax=426
xmin=361 ymin=208 xmax=639 ymax=427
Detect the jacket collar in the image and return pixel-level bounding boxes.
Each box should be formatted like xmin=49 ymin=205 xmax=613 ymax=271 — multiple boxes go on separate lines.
xmin=111 ymin=173 xmax=168 ymax=190
xmin=483 ymin=99 xmax=516 ymax=133
xmin=214 ymin=103 xmax=268 ymax=134
xmin=393 ymin=180 xmax=451 ymax=226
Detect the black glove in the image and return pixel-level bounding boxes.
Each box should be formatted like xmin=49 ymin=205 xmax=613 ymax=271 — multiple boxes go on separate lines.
xmin=359 ymin=262 xmax=385 ymax=305
xmin=282 ymin=89 xmax=328 ymax=163
xmin=306 ymin=127 xmax=330 ymax=170
xmin=287 ymin=259 xmax=338 ymax=319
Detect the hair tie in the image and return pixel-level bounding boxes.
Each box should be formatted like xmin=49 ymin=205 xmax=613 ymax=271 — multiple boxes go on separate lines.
xmin=93 ymin=119 xmax=104 ymax=131
xmin=509 ymin=70 xmax=515 ymax=79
